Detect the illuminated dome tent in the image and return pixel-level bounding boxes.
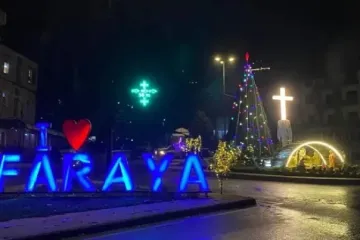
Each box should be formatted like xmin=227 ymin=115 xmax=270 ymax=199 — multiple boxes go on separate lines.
xmin=272 ymin=141 xmax=345 ymax=169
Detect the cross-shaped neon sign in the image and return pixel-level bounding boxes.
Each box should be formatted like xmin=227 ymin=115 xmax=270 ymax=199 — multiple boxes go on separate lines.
xmin=272 ymin=87 xmax=293 ymax=120
xmin=131 ymin=80 xmax=158 ymax=107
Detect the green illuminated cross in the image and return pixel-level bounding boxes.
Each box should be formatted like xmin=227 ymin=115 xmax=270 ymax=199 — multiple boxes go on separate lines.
xmin=131 ymin=80 xmax=158 ymax=107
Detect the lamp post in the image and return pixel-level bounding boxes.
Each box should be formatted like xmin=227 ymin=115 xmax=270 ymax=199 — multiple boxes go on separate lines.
xmin=214 ymin=56 xmax=235 ymax=138
xmin=214 ymin=56 xmax=235 ymax=98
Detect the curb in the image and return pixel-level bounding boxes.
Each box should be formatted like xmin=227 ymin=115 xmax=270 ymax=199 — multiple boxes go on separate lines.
xmin=15 ymin=197 xmax=256 ymax=240
xmin=226 ymin=172 xmax=360 ymax=185
xmin=169 ymin=167 xmax=360 ymax=185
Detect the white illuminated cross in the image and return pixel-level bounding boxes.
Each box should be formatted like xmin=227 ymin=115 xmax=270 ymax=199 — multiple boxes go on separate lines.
xmin=272 ymin=87 xmax=293 ymax=120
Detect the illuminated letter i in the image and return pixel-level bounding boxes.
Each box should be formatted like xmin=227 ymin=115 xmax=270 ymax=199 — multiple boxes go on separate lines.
xmin=26 ymin=122 xmax=56 ymax=192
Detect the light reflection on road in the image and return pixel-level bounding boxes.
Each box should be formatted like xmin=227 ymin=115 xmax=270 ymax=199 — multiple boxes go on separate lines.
xmin=87 ymin=205 xmax=354 ymax=240
xmin=84 ymin=180 xmax=360 ymax=240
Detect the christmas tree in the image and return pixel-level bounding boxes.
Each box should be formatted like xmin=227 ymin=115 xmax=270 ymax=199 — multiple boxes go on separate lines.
xmin=228 ymin=52 xmax=274 ymax=160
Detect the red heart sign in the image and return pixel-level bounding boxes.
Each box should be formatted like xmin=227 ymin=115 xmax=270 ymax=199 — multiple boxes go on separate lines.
xmin=62 ymin=119 xmax=92 ymax=151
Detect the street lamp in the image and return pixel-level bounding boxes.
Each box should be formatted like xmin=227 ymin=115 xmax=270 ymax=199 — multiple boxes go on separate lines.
xmin=214 ymin=56 xmax=235 ymax=97
xmin=214 ymin=55 xmax=236 ymax=139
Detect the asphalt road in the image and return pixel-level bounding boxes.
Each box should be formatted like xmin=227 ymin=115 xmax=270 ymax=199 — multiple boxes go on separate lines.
xmin=6 ymin=159 xmax=360 ymax=239
xmin=82 ymin=179 xmax=360 ymax=240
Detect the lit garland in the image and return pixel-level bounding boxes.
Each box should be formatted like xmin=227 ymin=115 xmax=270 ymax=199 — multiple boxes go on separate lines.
xmin=185 ymin=136 xmax=202 ymax=154
xmin=185 ymin=138 xmax=192 ymax=153
xmin=230 ymin=53 xmax=274 ymax=158
xmin=211 ymin=141 xmax=240 ymax=177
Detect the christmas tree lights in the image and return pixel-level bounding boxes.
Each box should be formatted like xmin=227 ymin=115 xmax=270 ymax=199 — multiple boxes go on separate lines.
xmin=228 ymin=52 xmax=274 ymax=159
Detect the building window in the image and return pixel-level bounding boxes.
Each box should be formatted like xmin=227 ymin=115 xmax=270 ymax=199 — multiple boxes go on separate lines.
xmin=27 ymin=67 xmax=36 ymax=85
xmin=3 ymin=61 xmax=9 ymax=74
xmin=13 ymin=98 xmax=19 ymax=118
xmin=28 ymin=68 xmax=33 ymax=83
xmin=305 ymin=95 xmax=313 ymax=104
xmin=345 ymin=90 xmax=358 ymax=104
xmin=13 ymin=89 xmax=20 ymax=118
xmin=308 ymin=115 xmax=315 ymax=123
xmin=327 ymin=114 xmax=336 ymax=125
xmin=20 ymin=102 xmax=24 ymax=119
xmin=347 ymin=112 xmax=359 ymax=123
xmin=325 ymin=94 xmax=333 ymax=106
xmin=1 ymin=92 xmax=7 ymax=106
xmin=16 ymin=57 xmax=22 ymax=84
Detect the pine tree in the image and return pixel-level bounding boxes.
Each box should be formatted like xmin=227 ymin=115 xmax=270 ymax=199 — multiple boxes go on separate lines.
xmin=227 ymin=52 xmax=274 ymax=159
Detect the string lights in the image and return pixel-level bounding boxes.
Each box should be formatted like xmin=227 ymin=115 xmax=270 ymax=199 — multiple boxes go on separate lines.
xmin=212 ymin=141 xmax=240 ymax=177
xmin=185 ymin=136 xmax=202 ymax=154
xmin=211 ymin=141 xmax=240 ymax=193
xmin=130 ymin=80 xmax=158 ymax=107
xmin=231 ymin=52 xmax=274 ymax=158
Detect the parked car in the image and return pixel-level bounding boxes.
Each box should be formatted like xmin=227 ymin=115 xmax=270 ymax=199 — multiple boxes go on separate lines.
xmin=154 ymin=145 xmax=185 ymax=159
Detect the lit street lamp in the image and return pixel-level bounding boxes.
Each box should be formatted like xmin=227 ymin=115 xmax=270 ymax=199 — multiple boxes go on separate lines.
xmin=214 ymin=56 xmax=236 ymax=98
xmin=214 ymin=55 xmax=236 ymax=139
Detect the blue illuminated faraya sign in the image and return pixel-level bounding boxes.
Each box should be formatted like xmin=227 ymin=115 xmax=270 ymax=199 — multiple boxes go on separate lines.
xmin=0 ymin=122 xmax=209 ymax=193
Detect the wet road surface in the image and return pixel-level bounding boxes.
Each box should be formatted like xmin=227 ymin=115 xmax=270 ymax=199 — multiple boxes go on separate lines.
xmin=83 ymin=179 xmax=360 ymax=240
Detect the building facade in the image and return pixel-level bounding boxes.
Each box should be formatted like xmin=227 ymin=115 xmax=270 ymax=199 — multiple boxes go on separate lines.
xmin=0 ymin=44 xmax=37 ymax=123
xmin=0 ymin=44 xmax=40 ymax=150
xmin=0 ymin=10 xmax=67 ymax=153
xmin=292 ymin=71 xmax=360 ymax=163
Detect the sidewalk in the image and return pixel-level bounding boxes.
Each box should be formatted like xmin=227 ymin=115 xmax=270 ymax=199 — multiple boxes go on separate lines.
xmin=0 ymin=194 xmax=256 ymax=240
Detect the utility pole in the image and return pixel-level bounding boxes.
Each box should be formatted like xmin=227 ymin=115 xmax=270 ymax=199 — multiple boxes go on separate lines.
xmin=109 ymin=80 xmax=118 ymax=163
xmin=214 ymin=56 xmax=235 ymax=138
xmin=0 ymin=9 xmax=5 ymax=117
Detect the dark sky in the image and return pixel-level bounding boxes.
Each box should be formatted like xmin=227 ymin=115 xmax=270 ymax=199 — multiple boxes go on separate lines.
xmin=0 ymin=0 xmax=356 ymax=133
xmin=1 ymin=1 xmax=351 ymax=69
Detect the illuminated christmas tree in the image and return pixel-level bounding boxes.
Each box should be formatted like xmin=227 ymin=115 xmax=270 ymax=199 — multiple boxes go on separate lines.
xmin=228 ymin=52 xmax=274 ymax=160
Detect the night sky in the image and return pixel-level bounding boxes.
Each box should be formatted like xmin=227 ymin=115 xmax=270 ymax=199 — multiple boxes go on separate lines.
xmin=0 ymin=1 xmax=357 ymax=139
